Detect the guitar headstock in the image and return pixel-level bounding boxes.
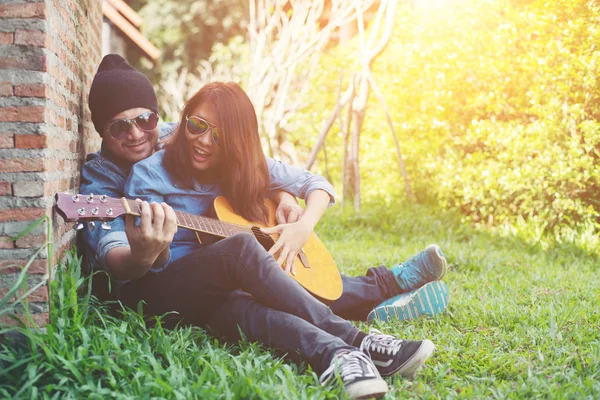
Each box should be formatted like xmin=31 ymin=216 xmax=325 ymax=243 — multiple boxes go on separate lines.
xmin=54 ymin=193 xmax=128 ymax=224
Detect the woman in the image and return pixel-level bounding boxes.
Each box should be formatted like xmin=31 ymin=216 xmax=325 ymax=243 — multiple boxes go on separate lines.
xmin=123 ymin=82 xmax=435 ymax=399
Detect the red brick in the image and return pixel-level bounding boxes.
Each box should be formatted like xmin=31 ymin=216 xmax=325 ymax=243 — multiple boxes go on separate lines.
xmin=29 ymin=286 xmax=49 ymax=302
xmin=15 ymin=235 xmax=46 ymax=248
xmin=45 ymin=178 xmax=74 ymax=195
xmin=0 ymin=259 xmax=47 ymax=274
xmin=0 ymin=286 xmax=48 ymax=303
xmin=13 ymin=181 xmax=44 ymax=197
xmin=55 ymin=93 xmax=66 ymax=108
xmin=0 ymin=236 xmax=15 ymax=249
xmin=0 ymin=133 xmax=13 ymax=148
xmin=0 ymin=32 xmax=13 ymax=45
xmin=0 ymin=107 xmax=45 ymax=122
xmin=0 ymin=312 xmax=49 ymax=328
xmin=0 ymin=181 xmax=11 ymax=195
xmin=14 ymin=29 xmax=47 ymax=47
xmin=54 ymin=241 xmax=74 ymax=264
xmin=0 ymin=56 xmax=46 ymax=71
xmin=0 ymin=157 xmax=44 ymax=173
xmin=14 ymin=84 xmax=47 ymax=98
xmin=0 ymin=82 xmax=12 ymax=96
xmin=0 ymin=3 xmax=46 ymax=18
xmin=0 ymin=207 xmax=45 ymax=222
xmin=15 ymin=134 xmax=47 ymax=148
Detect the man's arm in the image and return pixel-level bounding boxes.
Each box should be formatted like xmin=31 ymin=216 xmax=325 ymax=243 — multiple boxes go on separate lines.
xmin=78 ymin=154 xmax=131 ymax=281
xmin=106 ymin=201 xmax=177 ymax=281
xmin=80 ymin=153 xmax=176 ymax=282
xmin=111 ymin=154 xmax=178 ymax=280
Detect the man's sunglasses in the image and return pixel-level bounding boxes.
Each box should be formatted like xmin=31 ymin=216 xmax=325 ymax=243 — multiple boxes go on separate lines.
xmin=185 ymin=115 xmax=221 ymax=146
xmin=105 ymin=111 xmax=159 ymax=140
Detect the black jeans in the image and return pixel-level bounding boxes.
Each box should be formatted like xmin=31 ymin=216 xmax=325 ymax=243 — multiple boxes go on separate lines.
xmin=203 ymin=267 xmax=402 ymax=373
xmin=119 ymin=233 xmax=359 ymax=373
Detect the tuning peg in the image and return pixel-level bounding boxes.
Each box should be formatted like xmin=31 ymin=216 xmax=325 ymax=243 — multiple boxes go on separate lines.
xmin=89 ymin=221 xmax=95 ymax=231
xmin=101 ymin=222 xmax=111 ymax=230
xmin=86 ymin=193 xmax=94 ymax=203
xmin=73 ymin=223 xmax=84 ymax=231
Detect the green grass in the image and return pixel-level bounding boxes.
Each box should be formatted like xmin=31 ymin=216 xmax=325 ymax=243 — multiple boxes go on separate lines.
xmin=1 ymin=202 xmax=599 ymax=399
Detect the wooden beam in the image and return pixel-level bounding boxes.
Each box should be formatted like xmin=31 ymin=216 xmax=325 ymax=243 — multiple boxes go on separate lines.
xmin=105 ymin=0 xmax=142 ymax=28
xmin=102 ymin=2 xmax=160 ymax=62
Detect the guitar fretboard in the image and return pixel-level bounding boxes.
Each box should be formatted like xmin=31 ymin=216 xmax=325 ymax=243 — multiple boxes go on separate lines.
xmin=124 ymin=198 xmax=253 ymax=238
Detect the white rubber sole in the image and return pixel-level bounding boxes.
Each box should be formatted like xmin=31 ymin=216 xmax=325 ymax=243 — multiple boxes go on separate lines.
xmin=396 ymin=339 xmax=435 ymax=378
xmin=346 ymin=377 xmax=389 ymax=399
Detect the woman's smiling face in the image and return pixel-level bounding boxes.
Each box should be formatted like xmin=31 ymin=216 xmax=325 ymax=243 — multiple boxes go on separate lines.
xmin=184 ymin=101 xmax=224 ymax=176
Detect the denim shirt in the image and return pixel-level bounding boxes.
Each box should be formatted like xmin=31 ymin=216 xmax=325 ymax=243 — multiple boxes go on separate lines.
xmin=124 ymin=149 xmax=336 ymax=269
xmin=78 ymin=122 xmax=178 ymax=280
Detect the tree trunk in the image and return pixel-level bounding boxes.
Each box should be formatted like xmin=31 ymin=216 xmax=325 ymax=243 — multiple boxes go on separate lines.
xmin=341 ymin=85 xmax=355 ymax=209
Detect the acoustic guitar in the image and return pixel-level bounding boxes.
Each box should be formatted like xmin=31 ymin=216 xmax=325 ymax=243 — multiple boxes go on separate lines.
xmin=55 ymin=193 xmax=343 ymax=300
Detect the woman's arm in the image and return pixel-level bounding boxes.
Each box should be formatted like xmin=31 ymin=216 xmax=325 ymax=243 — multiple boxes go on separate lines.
xmin=262 ymin=159 xmax=335 ymax=275
xmin=271 ymin=190 xmax=304 ymax=224
xmin=262 ymin=189 xmax=330 ymax=276
xmin=265 ymin=157 xmax=335 ymax=205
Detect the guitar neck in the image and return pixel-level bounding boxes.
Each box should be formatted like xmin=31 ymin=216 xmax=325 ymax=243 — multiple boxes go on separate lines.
xmin=123 ymin=198 xmax=252 ymax=238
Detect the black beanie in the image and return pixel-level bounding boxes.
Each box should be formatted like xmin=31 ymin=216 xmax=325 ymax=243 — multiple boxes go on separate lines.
xmin=89 ymin=54 xmax=158 ymax=134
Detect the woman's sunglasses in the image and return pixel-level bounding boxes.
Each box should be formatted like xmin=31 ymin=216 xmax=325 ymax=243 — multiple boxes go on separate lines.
xmin=185 ymin=115 xmax=221 ymax=146
xmin=105 ymin=111 xmax=159 ymax=140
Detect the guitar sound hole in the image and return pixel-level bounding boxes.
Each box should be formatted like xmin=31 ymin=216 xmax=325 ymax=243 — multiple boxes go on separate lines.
xmin=251 ymin=226 xmax=275 ymax=251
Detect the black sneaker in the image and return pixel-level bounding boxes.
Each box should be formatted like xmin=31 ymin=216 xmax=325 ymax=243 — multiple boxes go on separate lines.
xmin=320 ymin=350 xmax=388 ymax=399
xmin=360 ymin=329 xmax=435 ymax=378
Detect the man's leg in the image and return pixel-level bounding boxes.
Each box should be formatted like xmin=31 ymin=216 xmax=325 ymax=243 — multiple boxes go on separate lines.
xmin=206 ymin=291 xmax=434 ymax=394
xmin=328 ymin=245 xmax=449 ymax=321
xmin=118 ymin=236 xmax=435 ymax=396
xmin=327 ymin=267 xmax=401 ymax=321
xmin=206 ymin=290 xmax=355 ymax=374
xmin=120 ymin=233 xmax=362 ymax=346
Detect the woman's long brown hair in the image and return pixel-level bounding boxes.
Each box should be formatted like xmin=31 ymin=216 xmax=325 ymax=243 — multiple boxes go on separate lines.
xmin=164 ymin=82 xmax=269 ymax=224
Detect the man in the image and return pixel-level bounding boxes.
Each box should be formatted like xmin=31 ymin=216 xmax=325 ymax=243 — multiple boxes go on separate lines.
xmin=78 ymin=54 xmax=445 ymax=398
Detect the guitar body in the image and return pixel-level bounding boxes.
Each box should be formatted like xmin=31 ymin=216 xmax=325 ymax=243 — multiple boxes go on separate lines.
xmin=213 ymin=196 xmax=343 ymax=301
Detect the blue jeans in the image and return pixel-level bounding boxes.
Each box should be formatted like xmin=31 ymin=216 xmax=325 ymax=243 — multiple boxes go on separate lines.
xmin=328 ymin=266 xmax=401 ymax=321
xmin=118 ymin=233 xmax=359 ymax=373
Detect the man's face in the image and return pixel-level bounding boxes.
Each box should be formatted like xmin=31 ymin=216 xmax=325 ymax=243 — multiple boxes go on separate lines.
xmin=102 ymin=107 xmax=159 ymax=164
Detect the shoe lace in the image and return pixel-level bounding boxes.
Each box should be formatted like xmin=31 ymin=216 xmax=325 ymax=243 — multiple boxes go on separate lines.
xmin=360 ymin=329 xmax=404 ymax=357
xmin=319 ymin=350 xmax=378 ymax=385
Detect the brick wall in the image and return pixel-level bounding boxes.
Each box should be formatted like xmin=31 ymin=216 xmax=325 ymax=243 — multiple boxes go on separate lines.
xmin=0 ymin=0 xmax=102 ymax=326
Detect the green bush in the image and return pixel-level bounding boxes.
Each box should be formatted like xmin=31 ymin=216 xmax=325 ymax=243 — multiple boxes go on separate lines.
xmin=436 ymin=119 xmax=600 ymax=232
xmin=294 ymin=0 xmax=600 ymax=237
